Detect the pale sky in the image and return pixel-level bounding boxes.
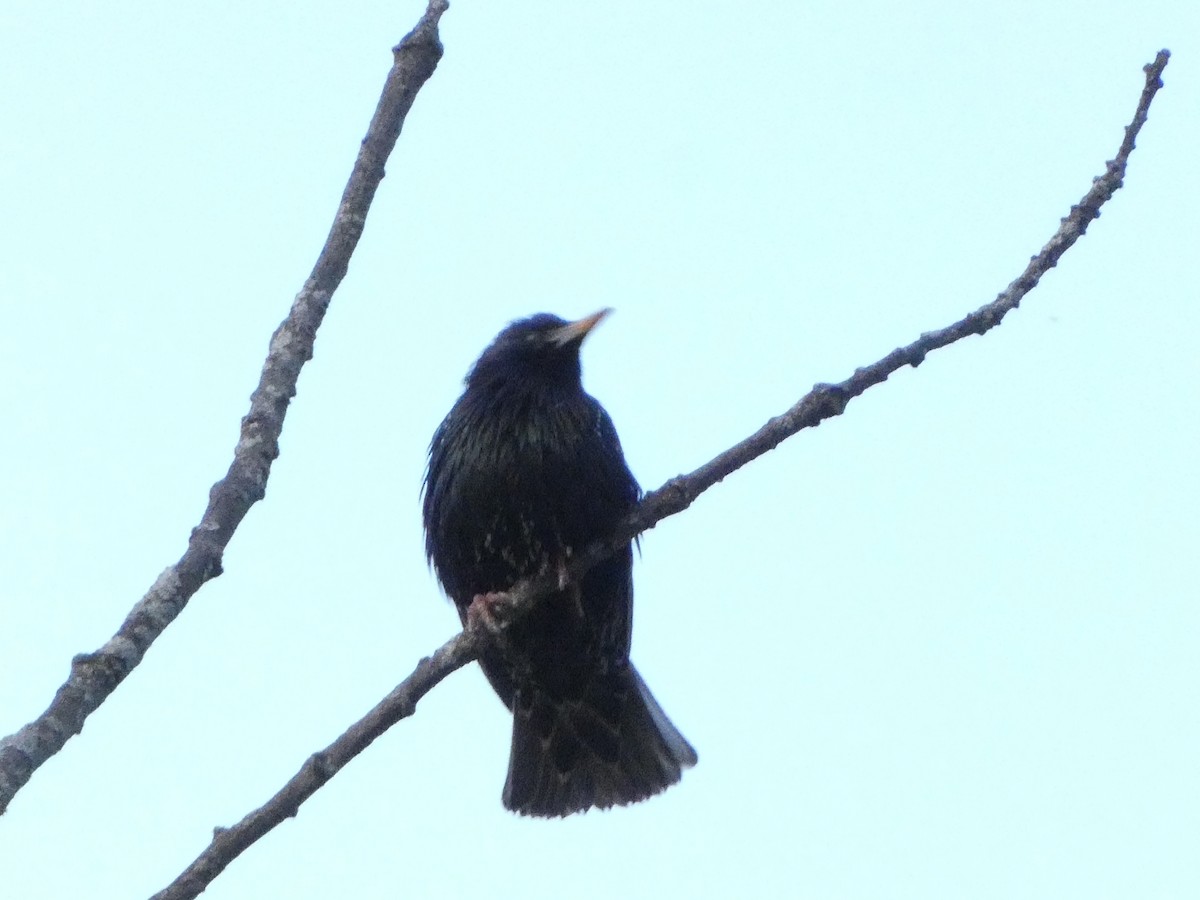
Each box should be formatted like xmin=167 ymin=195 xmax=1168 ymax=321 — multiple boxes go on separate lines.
xmin=2 ymin=2 xmax=1198 ymax=898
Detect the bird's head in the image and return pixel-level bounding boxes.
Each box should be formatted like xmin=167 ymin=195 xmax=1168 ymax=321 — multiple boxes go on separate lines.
xmin=465 ymin=309 xmax=612 ymax=392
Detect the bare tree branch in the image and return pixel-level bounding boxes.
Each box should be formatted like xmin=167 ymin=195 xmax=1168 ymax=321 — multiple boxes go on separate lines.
xmin=150 ymin=49 xmax=1170 ymax=900
xmin=0 ymin=0 xmax=450 ymax=816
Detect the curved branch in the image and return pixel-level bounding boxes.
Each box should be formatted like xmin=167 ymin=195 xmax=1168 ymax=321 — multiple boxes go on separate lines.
xmin=0 ymin=0 xmax=450 ymax=816
xmin=150 ymin=49 xmax=1170 ymax=900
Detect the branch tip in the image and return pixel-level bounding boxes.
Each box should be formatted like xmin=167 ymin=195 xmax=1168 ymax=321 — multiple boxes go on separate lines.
xmin=394 ymin=0 xmax=449 ymax=55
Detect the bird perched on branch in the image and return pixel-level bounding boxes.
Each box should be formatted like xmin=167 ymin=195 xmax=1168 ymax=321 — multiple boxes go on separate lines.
xmin=422 ymin=309 xmax=696 ymax=816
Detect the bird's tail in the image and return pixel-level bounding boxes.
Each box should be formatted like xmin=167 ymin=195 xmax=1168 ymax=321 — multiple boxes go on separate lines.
xmin=502 ymin=664 xmax=697 ymax=817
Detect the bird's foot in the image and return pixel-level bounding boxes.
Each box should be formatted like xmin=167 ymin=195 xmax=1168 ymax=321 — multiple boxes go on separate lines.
xmin=467 ymin=591 xmax=510 ymax=636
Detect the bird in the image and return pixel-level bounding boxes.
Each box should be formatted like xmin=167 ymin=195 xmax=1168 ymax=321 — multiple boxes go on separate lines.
xmin=422 ymin=309 xmax=697 ymax=817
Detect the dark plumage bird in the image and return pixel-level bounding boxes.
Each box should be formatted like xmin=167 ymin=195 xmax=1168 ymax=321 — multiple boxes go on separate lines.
xmin=422 ymin=310 xmax=696 ymax=817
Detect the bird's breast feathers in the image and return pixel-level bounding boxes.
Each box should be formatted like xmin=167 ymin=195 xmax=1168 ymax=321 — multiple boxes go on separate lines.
xmin=425 ymin=391 xmax=635 ymax=597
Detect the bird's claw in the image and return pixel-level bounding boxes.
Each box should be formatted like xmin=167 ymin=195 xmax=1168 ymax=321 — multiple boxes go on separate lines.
xmin=467 ymin=591 xmax=510 ymax=636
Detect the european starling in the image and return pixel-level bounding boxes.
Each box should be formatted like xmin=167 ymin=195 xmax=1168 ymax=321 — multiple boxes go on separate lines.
xmin=422 ymin=309 xmax=697 ymax=816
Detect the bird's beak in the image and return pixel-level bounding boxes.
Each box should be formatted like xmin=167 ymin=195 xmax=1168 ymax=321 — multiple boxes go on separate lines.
xmin=550 ymin=308 xmax=612 ymax=347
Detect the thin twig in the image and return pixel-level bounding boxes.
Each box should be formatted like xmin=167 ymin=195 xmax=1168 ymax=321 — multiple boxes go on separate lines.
xmin=0 ymin=0 xmax=450 ymax=816
xmin=148 ymin=632 xmax=481 ymax=900
xmin=150 ymin=49 xmax=1169 ymax=900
